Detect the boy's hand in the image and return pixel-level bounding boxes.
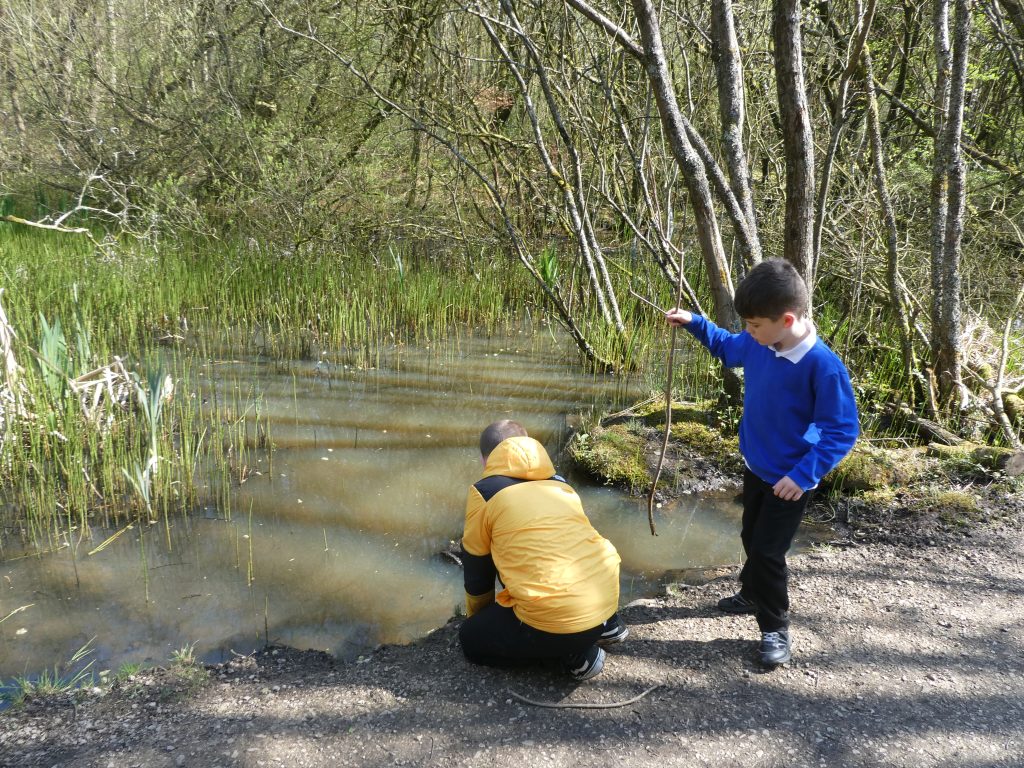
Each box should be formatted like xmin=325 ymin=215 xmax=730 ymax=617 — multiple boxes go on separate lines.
xmin=665 ymin=308 xmax=692 ymax=326
xmin=773 ymin=476 xmax=803 ymax=501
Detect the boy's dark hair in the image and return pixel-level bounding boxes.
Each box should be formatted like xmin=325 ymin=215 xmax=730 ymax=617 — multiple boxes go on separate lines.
xmin=733 ymin=258 xmax=809 ymax=319
xmin=480 ymin=420 xmax=528 ymax=458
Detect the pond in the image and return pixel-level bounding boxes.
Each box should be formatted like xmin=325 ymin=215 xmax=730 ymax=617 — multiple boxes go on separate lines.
xmin=0 ymin=326 xmax=748 ymax=686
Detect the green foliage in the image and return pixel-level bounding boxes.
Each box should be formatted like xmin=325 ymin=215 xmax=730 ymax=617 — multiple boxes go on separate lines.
xmin=668 ymin=421 xmax=742 ymax=469
xmin=115 ymin=661 xmax=143 ymax=681
xmin=170 ymin=642 xmax=197 ymax=668
xmin=537 ymin=245 xmax=559 ymax=290
xmin=35 ymin=314 xmax=69 ymax=399
xmin=0 ymin=230 xmax=552 ymax=545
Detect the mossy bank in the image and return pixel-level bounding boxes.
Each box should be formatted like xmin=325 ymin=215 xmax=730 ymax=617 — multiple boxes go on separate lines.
xmin=568 ymin=396 xmax=1024 ymax=547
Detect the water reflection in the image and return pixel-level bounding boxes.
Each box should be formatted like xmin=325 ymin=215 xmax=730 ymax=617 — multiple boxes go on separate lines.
xmin=1 ymin=329 xmax=751 ymax=683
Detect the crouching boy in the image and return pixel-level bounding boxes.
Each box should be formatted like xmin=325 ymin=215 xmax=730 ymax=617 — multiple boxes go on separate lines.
xmin=458 ymin=420 xmax=627 ymax=681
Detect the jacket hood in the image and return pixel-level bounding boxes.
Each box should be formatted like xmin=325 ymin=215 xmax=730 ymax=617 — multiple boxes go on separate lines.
xmin=482 ymin=436 xmax=556 ymax=480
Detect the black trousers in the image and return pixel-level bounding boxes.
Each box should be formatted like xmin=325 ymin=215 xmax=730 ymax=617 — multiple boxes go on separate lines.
xmin=459 ymin=603 xmax=616 ymax=668
xmin=739 ymin=469 xmax=812 ymax=632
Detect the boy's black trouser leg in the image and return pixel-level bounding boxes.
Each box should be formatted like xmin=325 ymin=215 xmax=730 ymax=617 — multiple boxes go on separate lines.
xmin=459 ymin=603 xmax=612 ymax=667
xmin=738 ymin=469 xmax=811 ymax=632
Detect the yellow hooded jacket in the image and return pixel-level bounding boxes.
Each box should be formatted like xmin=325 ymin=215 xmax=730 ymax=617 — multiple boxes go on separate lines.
xmin=461 ymin=436 xmax=621 ymax=634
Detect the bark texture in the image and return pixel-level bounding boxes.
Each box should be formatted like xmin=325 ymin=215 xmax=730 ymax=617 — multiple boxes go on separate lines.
xmin=709 ymin=0 xmax=761 ymax=268
xmin=930 ymin=0 xmax=973 ymax=408
xmin=772 ymin=0 xmax=816 ymax=290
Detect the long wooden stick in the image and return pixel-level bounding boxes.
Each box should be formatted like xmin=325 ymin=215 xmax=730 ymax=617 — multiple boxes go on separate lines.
xmin=508 ymin=684 xmax=660 ymax=709
xmin=645 ymin=266 xmax=687 ymax=535
xmin=628 ymin=289 xmax=665 ymax=315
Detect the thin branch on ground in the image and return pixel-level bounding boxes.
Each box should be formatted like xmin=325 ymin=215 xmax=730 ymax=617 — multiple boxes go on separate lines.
xmin=508 ymin=684 xmax=660 ymax=709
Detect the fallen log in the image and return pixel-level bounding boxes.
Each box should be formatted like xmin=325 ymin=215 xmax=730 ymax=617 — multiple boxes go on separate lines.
xmin=883 ymin=402 xmax=963 ymax=446
xmin=925 ymin=442 xmax=1024 ymax=475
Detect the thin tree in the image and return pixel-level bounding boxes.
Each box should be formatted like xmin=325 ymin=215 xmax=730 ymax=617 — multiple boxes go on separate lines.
xmin=930 ymin=0 xmax=974 ymax=409
xmin=773 ymin=0 xmax=816 ymax=289
xmin=862 ymin=42 xmax=917 ymax=401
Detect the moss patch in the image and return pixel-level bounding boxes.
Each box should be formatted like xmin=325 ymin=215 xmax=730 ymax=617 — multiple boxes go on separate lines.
xmin=568 ymin=397 xmax=744 ymax=495
xmin=824 ymin=445 xmax=929 ymax=493
xmin=573 ymin=394 xmax=1024 ymax=545
xmin=568 ymin=424 xmax=649 ymax=490
xmin=669 ymin=421 xmax=741 ymax=469
xmin=630 ymin=398 xmax=721 ymax=429
xmin=920 ymin=489 xmax=983 ymax=528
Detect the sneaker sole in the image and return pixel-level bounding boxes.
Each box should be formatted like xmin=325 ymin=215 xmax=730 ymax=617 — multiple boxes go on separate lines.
xmin=596 ymin=627 xmax=629 ymax=648
xmin=571 ymin=648 xmax=606 ymax=681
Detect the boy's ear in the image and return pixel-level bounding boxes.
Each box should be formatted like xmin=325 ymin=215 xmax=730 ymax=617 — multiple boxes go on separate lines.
xmin=783 ymin=312 xmax=796 ymax=327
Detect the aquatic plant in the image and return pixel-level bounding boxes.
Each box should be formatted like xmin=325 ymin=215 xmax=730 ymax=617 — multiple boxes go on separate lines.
xmin=0 ymin=638 xmax=96 ymax=707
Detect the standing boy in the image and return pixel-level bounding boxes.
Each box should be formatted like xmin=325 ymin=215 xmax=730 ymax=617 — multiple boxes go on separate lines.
xmin=666 ymin=259 xmax=859 ymax=666
xmin=458 ymin=420 xmax=627 ymax=681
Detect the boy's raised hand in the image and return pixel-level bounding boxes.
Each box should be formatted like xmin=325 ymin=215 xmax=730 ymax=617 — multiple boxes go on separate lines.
xmin=665 ymin=308 xmax=692 ymax=327
xmin=772 ymin=475 xmax=804 ymax=501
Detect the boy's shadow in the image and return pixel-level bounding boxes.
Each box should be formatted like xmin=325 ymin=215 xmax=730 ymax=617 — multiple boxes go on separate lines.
xmin=618 ymin=636 xmax=781 ymax=675
xmin=622 ymin=603 xmax=724 ymax=625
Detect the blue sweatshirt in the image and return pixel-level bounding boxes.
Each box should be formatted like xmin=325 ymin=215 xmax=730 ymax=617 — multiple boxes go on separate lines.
xmin=684 ymin=315 xmax=859 ymax=490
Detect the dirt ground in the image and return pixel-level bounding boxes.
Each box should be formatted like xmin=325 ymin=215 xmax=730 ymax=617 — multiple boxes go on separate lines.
xmin=2 ymin=503 xmax=1022 ymax=768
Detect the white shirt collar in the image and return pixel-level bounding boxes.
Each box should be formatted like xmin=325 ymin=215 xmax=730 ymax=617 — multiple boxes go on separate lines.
xmin=774 ymin=323 xmax=817 ymax=364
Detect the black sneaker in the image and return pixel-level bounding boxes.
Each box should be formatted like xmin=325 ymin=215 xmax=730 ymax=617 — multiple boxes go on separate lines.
xmin=717 ymin=592 xmax=757 ymax=614
xmin=596 ymin=615 xmax=629 ymax=648
xmin=758 ymin=629 xmax=791 ymax=666
xmin=565 ymin=645 xmax=606 ymax=682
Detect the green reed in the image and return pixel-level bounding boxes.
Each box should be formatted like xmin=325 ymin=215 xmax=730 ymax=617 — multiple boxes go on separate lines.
xmin=0 ymin=236 xmax=269 ymax=548
xmin=0 ymin=637 xmax=96 ymax=707
xmin=0 ymin=227 xmax=691 ymax=546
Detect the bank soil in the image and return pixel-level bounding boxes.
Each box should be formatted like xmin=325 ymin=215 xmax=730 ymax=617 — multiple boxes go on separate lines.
xmin=3 ymin=505 xmax=1022 ymax=767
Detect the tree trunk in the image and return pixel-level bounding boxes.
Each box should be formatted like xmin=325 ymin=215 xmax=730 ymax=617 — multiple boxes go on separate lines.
xmin=772 ymin=0 xmax=816 ymax=290
xmin=813 ymin=0 xmax=876 ymax=272
xmin=862 ymin=43 xmax=917 ymax=400
xmin=882 ymin=1 xmax=924 ymax=140
xmin=630 ymin=3 xmax=737 ymax=324
xmin=0 ymin=5 xmax=27 ymax=158
xmin=105 ymin=0 xmax=117 ymax=92
xmin=930 ymin=0 xmax=973 ymax=409
xmin=998 ymin=0 xmax=1024 ymax=39
xmin=709 ymin=0 xmax=761 ymax=269
xmin=631 ymin=0 xmax=742 ymax=400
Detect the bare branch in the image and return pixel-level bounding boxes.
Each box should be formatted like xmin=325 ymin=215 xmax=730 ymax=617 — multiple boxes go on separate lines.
xmin=563 ymin=0 xmax=644 ymax=60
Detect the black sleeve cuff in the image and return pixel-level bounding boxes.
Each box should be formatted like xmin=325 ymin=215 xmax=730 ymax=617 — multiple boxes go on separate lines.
xmin=461 ymin=545 xmax=497 ymax=595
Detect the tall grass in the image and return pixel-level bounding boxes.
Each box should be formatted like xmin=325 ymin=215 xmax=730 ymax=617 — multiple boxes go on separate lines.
xmin=0 ymin=229 xmax=683 ymax=547
xmin=0 ymin=228 xmax=694 ymax=368
xmin=1 ymin=223 xmax=753 ymax=548
xmin=0 ymin=230 xmax=539 ymax=365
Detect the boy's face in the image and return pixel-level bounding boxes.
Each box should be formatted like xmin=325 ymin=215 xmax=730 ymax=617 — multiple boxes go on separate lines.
xmin=743 ymin=313 xmax=796 ymax=348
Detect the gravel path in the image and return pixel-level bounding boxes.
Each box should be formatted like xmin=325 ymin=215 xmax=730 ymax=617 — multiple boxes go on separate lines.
xmin=2 ymin=522 xmax=1022 ymax=768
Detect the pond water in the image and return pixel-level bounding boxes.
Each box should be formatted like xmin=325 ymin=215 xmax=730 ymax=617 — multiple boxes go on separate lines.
xmin=0 ymin=326 xmax=750 ymax=685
